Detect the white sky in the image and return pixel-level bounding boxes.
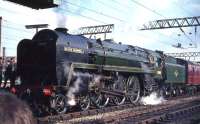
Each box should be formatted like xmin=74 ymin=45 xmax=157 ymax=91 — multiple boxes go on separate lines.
xmin=0 ymin=0 xmax=200 ymax=60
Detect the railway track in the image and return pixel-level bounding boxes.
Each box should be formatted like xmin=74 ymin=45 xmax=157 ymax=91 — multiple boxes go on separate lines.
xmin=38 ymin=95 xmax=200 ymax=124
xmin=118 ymin=99 xmax=200 ymax=124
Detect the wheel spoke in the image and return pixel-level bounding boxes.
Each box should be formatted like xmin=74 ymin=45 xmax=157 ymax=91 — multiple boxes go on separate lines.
xmin=126 ymin=76 xmax=140 ymax=104
xmin=112 ymin=76 xmax=126 ymax=105
xmin=92 ymin=93 xmax=109 ymax=108
xmin=113 ymin=96 xmax=126 ymax=105
xmin=79 ymin=95 xmax=90 ymax=111
xmin=53 ymin=94 xmax=68 ymax=114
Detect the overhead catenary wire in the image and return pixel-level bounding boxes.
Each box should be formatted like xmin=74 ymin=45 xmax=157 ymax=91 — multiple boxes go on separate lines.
xmin=110 ymin=0 xmax=183 ymax=46
xmin=0 ymin=6 xmax=108 ymax=50
xmin=2 ymin=32 xmax=32 ymax=39
xmin=2 ymin=19 xmax=26 ymax=27
xmin=0 ymin=3 xmax=108 ymax=26
xmin=179 ymin=28 xmax=193 ymax=42
xmin=2 ymin=25 xmax=33 ymax=34
xmin=0 ymin=1 xmax=109 ymax=55
xmin=2 ymin=36 xmax=25 ymax=42
xmin=62 ymin=0 xmax=189 ymax=47
xmin=0 ymin=0 xmax=196 ymax=51
xmin=172 ymin=1 xmax=194 ymax=16
xmin=130 ymin=0 xmax=165 ymax=18
xmin=111 ymin=0 xmax=134 ymax=9
xmin=0 ymin=6 xmax=45 ymax=23
xmin=2 ymin=46 xmax=16 ymax=50
xmin=174 ymin=1 xmax=197 ymax=47
xmin=86 ymin=0 xmax=182 ymax=47
xmin=57 ymin=7 xmax=107 ymax=24
xmin=130 ymin=0 xmax=193 ymax=46
xmin=95 ymin=0 xmax=127 ymax=14
xmin=129 ymin=0 xmax=181 ymax=45
xmin=0 ymin=1 xmax=107 ymax=45
xmin=62 ymin=0 xmax=126 ymax=22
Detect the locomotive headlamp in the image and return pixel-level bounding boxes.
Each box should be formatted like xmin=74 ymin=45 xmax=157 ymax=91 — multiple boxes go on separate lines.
xmin=43 ymin=87 xmax=52 ymax=96
xmin=156 ymin=70 xmax=162 ymax=75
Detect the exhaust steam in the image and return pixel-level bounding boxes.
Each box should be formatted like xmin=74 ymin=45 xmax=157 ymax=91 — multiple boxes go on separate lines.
xmin=67 ymin=77 xmax=82 ymax=106
xmin=66 ymin=72 xmax=101 ymax=106
xmin=140 ymin=92 xmax=166 ymax=105
xmin=53 ymin=0 xmax=67 ymax=27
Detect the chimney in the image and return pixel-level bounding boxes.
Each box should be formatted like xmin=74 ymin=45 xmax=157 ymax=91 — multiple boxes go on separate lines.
xmin=55 ymin=28 xmax=68 ymax=34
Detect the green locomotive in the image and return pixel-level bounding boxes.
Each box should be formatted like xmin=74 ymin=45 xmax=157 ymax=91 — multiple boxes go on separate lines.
xmin=15 ymin=28 xmax=199 ymax=115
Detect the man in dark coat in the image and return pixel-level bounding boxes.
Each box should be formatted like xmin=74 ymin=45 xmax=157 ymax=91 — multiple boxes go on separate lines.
xmin=0 ymin=57 xmax=3 ymax=87
xmin=4 ymin=60 xmax=12 ymax=87
xmin=4 ymin=58 xmax=16 ymax=88
xmin=10 ymin=57 xmax=17 ymax=87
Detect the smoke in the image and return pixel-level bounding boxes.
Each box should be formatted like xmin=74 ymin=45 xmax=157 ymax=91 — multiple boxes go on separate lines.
xmin=53 ymin=0 xmax=67 ymax=27
xmin=56 ymin=13 xmax=67 ymax=27
xmin=140 ymin=92 xmax=166 ymax=105
xmin=140 ymin=62 xmax=165 ymax=105
xmin=66 ymin=72 xmax=89 ymax=106
xmin=63 ymin=63 xmax=103 ymax=106
xmin=66 ymin=72 xmax=91 ymax=106
xmin=66 ymin=72 xmax=103 ymax=106
xmin=67 ymin=77 xmax=82 ymax=106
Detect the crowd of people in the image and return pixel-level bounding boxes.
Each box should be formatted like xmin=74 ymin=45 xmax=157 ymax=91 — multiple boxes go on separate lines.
xmin=0 ymin=57 xmax=37 ymax=124
xmin=0 ymin=91 xmax=37 ymax=124
xmin=0 ymin=57 xmax=17 ymax=88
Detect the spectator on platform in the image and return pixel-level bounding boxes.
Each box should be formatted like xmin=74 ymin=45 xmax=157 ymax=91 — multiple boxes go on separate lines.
xmin=10 ymin=57 xmax=17 ymax=87
xmin=4 ymin=57 xmax=17 ymax=88
xmin=0 ymin=57 xmax=3 ymax=87
xmin=4 ymin=60 xmax=12 ymax=88
xmin=0 ymin=91 xmax=36 ymax=124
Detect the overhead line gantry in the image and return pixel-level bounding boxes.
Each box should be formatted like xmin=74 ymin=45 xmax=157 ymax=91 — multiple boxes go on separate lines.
xmin=141 ymin=16 xmax=200 ymax=30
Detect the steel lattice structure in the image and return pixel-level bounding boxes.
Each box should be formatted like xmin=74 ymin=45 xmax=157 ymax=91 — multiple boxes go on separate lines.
xmin=141 ymin=16 xmax=200 ymax=30
xmin=166 ymin=52 xmax=200 ymax=59
xmin=77 ymin=24 xmax=114 ymax=35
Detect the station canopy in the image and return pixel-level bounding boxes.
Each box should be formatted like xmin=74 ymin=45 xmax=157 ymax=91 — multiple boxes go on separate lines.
xmin=5 ymin=0 xmax=60 ymax=9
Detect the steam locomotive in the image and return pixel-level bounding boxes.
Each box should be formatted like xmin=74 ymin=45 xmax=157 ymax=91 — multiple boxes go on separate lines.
xmin=13 ymin=27 xmax=200 ymax=115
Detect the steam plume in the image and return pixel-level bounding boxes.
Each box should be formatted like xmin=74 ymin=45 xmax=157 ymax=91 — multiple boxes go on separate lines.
xmin=67 ymin=77 xmax=82 ymax=106
xmin=140 ymin=92 xmax=166 ymax=105
xmin=66 ymin=72 xmax=103 ymax=106
xmin=66 ymin=72 xmax=90 ymax=106
xmin=53 ymin=0 xmax=67 ymax=27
